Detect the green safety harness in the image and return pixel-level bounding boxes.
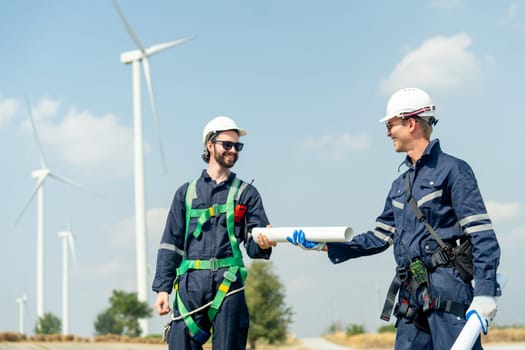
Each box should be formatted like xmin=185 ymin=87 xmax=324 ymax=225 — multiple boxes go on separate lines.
xmin=173 ymin=177 xmax=248 ymax=344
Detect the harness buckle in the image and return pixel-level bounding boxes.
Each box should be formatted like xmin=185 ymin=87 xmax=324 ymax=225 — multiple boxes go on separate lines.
xmin=397 ymin=299 xmax=409 ymax=316
xmin=396 ymin=266 xmax=409 ymax=282
xmin=224 ymin=270 xmax=237 ymax=282
xmin=208 ymin=205 xmax=218 ymax=217
xmin=209 ymin=258 xmax=218 ymax=271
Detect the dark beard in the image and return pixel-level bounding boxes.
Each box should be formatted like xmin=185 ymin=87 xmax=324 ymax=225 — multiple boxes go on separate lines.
xmin=214 ymin=150 xmax=238 ymax=168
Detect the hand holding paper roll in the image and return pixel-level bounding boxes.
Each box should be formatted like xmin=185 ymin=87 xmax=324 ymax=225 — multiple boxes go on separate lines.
xmin=286 ymin=229 xmax=326 ymax=251
xmin=252 ymin=226 xmax=353 ymax=244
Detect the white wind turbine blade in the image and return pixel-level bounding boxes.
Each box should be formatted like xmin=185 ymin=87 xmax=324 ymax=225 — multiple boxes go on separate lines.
xmin=25 ymin=98 xmax=47 ymax=169
xmin=145 ymin=36 xmax=195 ymax=56
xmin=141 ymin=57 xmax=168 ymax=173
xmin=14 ymin=175 xmax=47 ymax=226
xmin=67 ymin=232 xmax=77 ymax=265
xmin=112 ymin=0 xmax=146 ymax=53
xmin=47 ymin=171 xmax=94 ymax=195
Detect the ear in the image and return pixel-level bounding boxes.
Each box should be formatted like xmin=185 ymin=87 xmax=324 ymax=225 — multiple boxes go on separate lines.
xmin=408 ymin=117 xmax=419 ymax=132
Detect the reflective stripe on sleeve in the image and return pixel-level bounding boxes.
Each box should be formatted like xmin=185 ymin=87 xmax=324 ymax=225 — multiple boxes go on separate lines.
xmin=459 ymin=213 xmax=491 ymax=227
xmin=376 ymin=221 xmax=396 ymax=234
xmin=463 ymin=224 xmax=494 ymax=235
xmin=159 ymin=243 xmax=184 ymax=257
xmin=372 ymin=230 xmax=393 ymax=245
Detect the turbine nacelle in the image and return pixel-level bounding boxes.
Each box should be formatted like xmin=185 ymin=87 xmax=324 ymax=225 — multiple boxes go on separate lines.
xmin=31 ymin=168 xmax=50 ymax=180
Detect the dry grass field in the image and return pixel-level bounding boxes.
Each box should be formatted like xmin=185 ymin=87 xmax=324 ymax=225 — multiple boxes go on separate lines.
xmin=1 ymin=328 xmax=525 ymax=349
xmin=324 ymin=327 xmax=525 ymax=349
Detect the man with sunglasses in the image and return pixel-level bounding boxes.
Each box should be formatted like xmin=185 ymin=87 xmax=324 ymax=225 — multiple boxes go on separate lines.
xmin=288 ymin=88 xmax=501 ymax=349
xmin=152 ymin=116 xmax=275 ymax=350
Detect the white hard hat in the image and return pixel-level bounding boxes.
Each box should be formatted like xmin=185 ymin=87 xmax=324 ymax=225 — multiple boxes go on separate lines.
xmin=379 ymin=88 xmax=437 ymax=125
xmin=202 ymin=116 xmax=247 ymax=146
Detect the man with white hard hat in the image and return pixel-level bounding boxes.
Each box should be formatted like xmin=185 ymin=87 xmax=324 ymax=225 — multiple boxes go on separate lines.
xmin=152 ymin=116 xmax=275 ymax=349
xmin=288 ymin=88 xmax=501 ymax=349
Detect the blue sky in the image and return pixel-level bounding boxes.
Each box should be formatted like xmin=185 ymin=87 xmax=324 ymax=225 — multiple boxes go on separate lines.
xmin=1 ymin=0 xmax=524 ymax=338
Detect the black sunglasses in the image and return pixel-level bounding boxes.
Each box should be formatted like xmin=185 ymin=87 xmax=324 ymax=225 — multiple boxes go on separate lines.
xmin=212 ymin=140 xmax=244 ymax=151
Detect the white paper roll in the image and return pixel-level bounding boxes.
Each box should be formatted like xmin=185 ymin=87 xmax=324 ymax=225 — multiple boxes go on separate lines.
xmin=450 ymin=317 xmax=483 ymax=350
xmin=252 ymin=226 xmax=353 ymax=243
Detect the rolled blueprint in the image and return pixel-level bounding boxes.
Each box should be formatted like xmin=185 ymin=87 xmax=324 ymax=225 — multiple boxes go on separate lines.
xmin=252 ymin=226 xmax=353 ymax=243
xmin=451 ymin=273 xmax=507 ymax=350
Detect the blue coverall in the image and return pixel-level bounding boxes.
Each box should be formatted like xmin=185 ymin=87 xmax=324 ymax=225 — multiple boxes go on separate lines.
xmin=327 ymin=139 xmax=501 ymax=349
xmin=152 ymin=170 xmax=271 ymax=350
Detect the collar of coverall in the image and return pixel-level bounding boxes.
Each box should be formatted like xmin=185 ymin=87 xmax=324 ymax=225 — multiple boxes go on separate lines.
xmin=398 ymin=139 xmax=441 ymax=172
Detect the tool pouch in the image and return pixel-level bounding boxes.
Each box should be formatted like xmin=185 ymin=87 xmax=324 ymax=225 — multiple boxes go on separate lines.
xmin=451 ymin=238 xmax=473 ymax=283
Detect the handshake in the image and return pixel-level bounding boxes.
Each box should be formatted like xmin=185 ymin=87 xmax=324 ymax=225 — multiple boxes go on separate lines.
xmin=286 ymin=230 xmax=326 ymax=251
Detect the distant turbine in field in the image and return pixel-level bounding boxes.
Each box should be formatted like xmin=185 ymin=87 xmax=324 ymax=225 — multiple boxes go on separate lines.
xmin=15 ymin=293 xmax=28 ymax=334
xmin=58 ymin=225 xmax=77 ymax=335
xmin=112 ymin=0 xmax=193 ymax=335
xmin=15 ymin=99 xmax=88 ymax=320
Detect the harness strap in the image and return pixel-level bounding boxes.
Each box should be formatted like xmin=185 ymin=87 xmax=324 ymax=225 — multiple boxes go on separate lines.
xmin=430 ymin=296 xmax=468 ymax=317
xmin=405 ymin=173 xmax=448 ymax=250
xmin=380 ymin=274 xmax=402 ymax=321
xmin=175 ymin=285 xmax=211 ymax=344
xmin=381 ymin=267 xmax=468 ymax=324
xmin=176 ymin=257 xmax=244 ymax=277
xmin=175 ymin=176 xmax=248 ymax=342
xmin=191 ymin=204 xmax=230 ymax=238
xmin=208 ymin=266 xmax=239 ymax=320
xmin=394 ymin=300 xmax=430 ymax=333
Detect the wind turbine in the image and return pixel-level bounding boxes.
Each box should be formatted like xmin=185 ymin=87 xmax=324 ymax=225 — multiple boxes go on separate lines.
xmin=15 ymin=99 xmax=88 ymax=321
xmin=15 ymin=294 xmax=28 ymax=334
xmin=112 ymin=0 xmax=193 ymax=335
xmin=58 ymin=225 xmax=77 ymax=335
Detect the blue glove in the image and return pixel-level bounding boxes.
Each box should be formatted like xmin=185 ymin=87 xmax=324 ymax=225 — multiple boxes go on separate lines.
xmin=286 ymin=230 xmax=326 ymax=251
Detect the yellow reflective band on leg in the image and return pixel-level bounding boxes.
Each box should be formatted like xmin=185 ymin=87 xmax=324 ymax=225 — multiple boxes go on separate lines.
xmin=209 ymin=206 xmax=215 ymax=217
xmin=195 ymin=260 xmax=200 ymax=269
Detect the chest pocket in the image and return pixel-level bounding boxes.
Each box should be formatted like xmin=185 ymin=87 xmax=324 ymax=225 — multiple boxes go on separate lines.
xmin=390 ymin=184 xmax=406 ymax=211
xmin=388 ymin=183 xmax=407 ymax=231
xmin=414 ymin=173 xmax=451 ymax=225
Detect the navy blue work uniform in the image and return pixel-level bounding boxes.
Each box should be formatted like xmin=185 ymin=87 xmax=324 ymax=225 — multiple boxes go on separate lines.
xmin=327 ymin=139 xmax=501 ymax=349
xmin=152 ymin=170 xmax=271 ymax=350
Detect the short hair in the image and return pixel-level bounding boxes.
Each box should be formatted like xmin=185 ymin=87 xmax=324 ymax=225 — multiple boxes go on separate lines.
xmin=416 ymin=117 xmax=433 ymax=139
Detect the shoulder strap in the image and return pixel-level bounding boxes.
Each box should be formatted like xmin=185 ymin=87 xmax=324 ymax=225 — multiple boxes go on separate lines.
xmin=405 ymin=174 xmax=448 ymax=249
xmin=184 ymin=179 xmax=198 ymax=239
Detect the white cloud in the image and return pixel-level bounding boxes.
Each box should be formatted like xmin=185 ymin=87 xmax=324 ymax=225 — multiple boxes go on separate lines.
xmin=32 ymin=97 xmax=61 ymax=121
xmin=111 ymin=207 xmax=169 ymax=250
xmin=496 ymin=226 xmax=525 ymax=252
xmin=0 ymin=97 xmax=21 ymax=127
xmin=19 ymin=97 xmax=138 ymax=178
xmin=501 ymin=1 xmax=525 ymax=35
xmin=147 ymin=207 xmax=169 ymax=246
xmin=38 ymin=106 xmax=137 ymax=178
xmin=379 ymin=33 xmax=483 ymax=95
xmin=486 ymin=200 xmax=522 ymax=221
xmin=301 ymin=132 xmax=370 ymax=160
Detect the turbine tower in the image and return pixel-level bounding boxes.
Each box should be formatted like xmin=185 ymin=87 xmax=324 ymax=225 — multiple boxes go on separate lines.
xmin=112 ymin=0 xmax=193 ymax=335
xmin=15 ymin=99 xmax=88 ymax=320
xmin=58 ymin=225 xmax=77 ymax=335
xmin=15 ymin=294 xmax=28 ymax=334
